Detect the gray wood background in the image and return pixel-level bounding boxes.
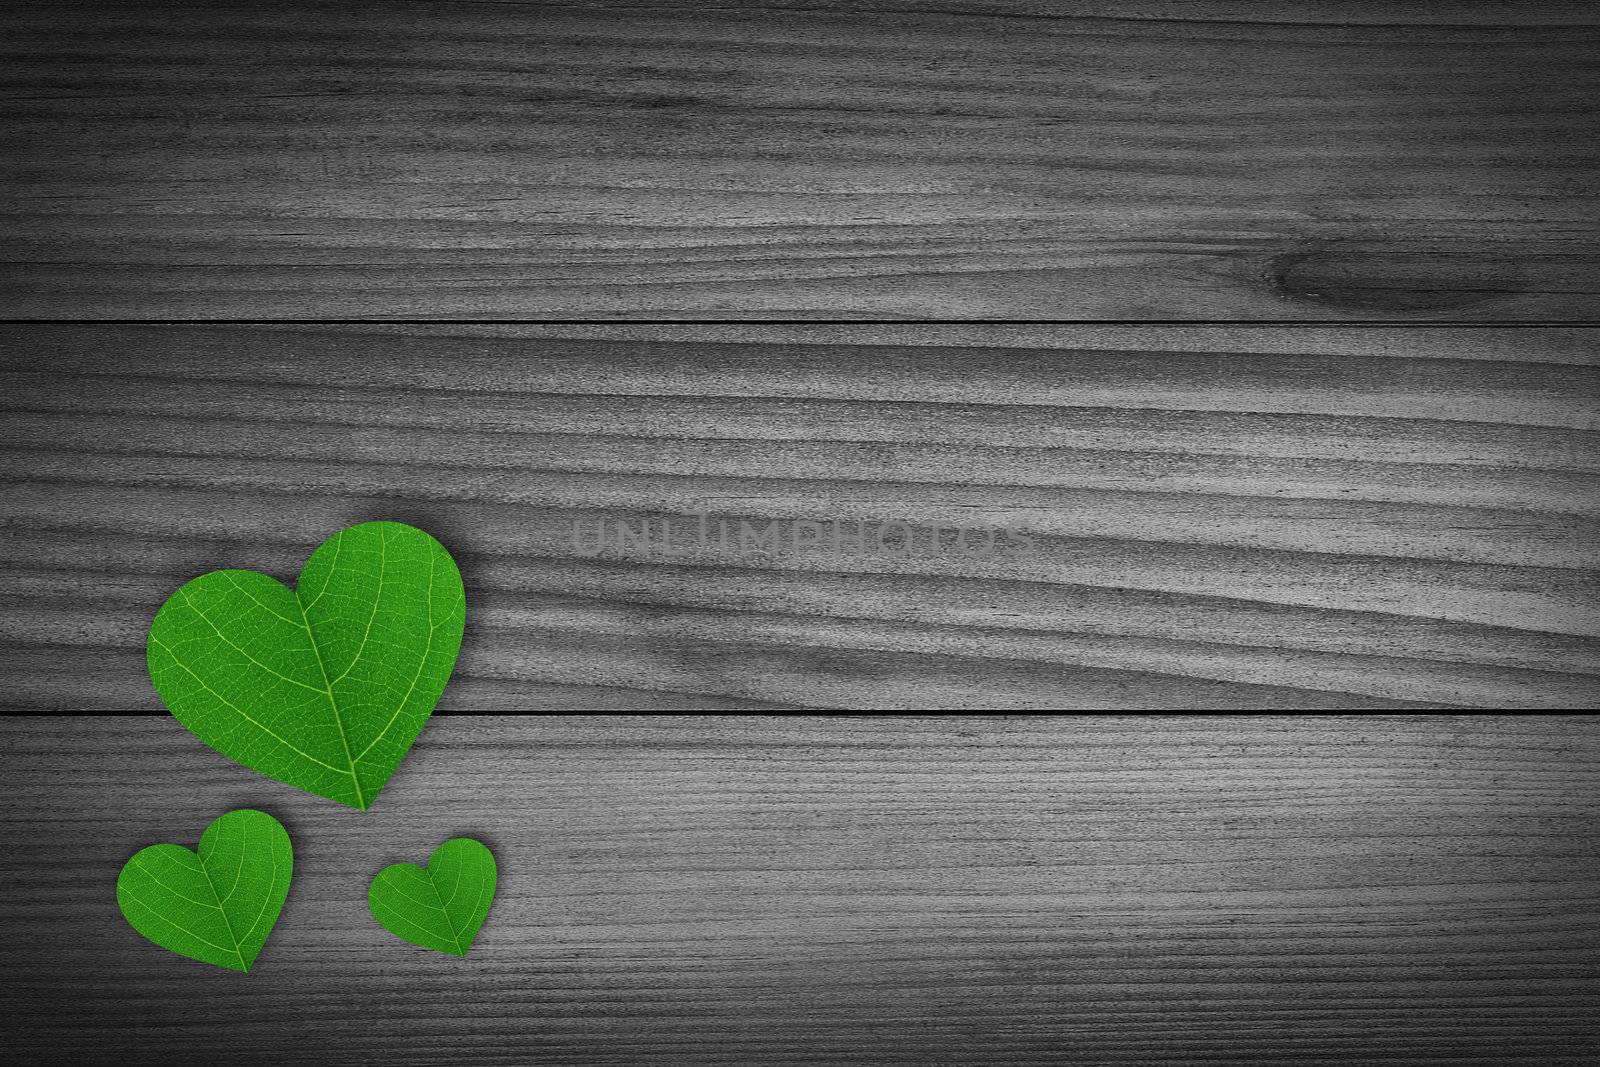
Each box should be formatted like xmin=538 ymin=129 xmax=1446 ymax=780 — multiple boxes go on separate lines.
xmin=4 ymin=324 xmax=1598 ymax=710
xmin=3 ymin=1 xmax=1597 ymax=319
xmin=6 ymin=4 xmax=1600 ymax=1063
xmin=5 ymin=714 xmax=1598 ymax=1065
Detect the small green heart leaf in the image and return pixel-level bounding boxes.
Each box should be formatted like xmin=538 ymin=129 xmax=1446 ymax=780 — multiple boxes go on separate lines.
xmin=368 ymin=838 xmax=497 ymax=957
xmin=146 ymin=521 xmax=466 ymax=809
xmin=116 ymin=809 xmax=293 ymax=973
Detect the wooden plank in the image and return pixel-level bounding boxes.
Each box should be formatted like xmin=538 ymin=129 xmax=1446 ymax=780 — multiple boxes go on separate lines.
xmin=5 ymin=714 xmax=1599 ymax=1064
xmin=2 ymin=2 xmax=1597 ymax=319
xmin=2 ymin=324 xmax=1597 ymax=709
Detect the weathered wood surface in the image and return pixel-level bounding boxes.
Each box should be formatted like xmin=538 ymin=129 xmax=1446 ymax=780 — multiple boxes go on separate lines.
xmin=3 ymin=2 xmax=1598 ymax=319
xmin=2 ymin=324 xmax=1597 ymax=710
xmin=4 ymin=715 xmax=1599 ymax=1065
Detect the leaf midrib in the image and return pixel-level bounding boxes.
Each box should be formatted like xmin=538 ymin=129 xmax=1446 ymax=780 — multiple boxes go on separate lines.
xmin=294 ymin=528 xmax=392 ymax=811
xmin=428 ymin=868 xmax=467 ymax=956
xmin=196 ymin=849 xmax=248 ymax=971
xmin=297 ymin=602 xmax=363 ymax=808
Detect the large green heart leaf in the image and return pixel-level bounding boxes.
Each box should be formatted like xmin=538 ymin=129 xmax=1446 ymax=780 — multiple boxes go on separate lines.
xmin=116 ymin=808 xmax=293 ymax=973
xmin=146 ymin=521 xmax=466 ymax=809
xmin=368 ymin=837 xmax=497 ymax=957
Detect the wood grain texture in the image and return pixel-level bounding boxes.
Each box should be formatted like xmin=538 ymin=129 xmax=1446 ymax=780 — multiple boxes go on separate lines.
xmin=3 ymin=1 xmax=1598 ymax=320
xmin=2 ymin=323 xmax=1598 ymax=710
xmin=5 ymin=714 xmax=1599 ymax=1065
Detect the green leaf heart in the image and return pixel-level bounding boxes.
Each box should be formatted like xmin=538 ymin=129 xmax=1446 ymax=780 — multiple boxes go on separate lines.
xmin=368 ymin=838 xmax=498 ymax=957
xmin=146 ymin=521 xmax=466 ymax=810
xmin=116 ymin=809 xmax=293 ymax=973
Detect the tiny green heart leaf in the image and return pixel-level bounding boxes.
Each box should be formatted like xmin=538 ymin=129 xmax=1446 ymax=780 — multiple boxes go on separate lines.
xmin=368 ymin=837 xmax=497 ymax=957
xmin=146 ymin=521 xmax=466 ymax=810
xmin=116 ymin=809 xmax=293 ymax=973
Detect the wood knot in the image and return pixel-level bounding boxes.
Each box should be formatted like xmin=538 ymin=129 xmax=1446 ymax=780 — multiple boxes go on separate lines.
xmin=1266 ymin=246 xmax=1525 ymax=314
